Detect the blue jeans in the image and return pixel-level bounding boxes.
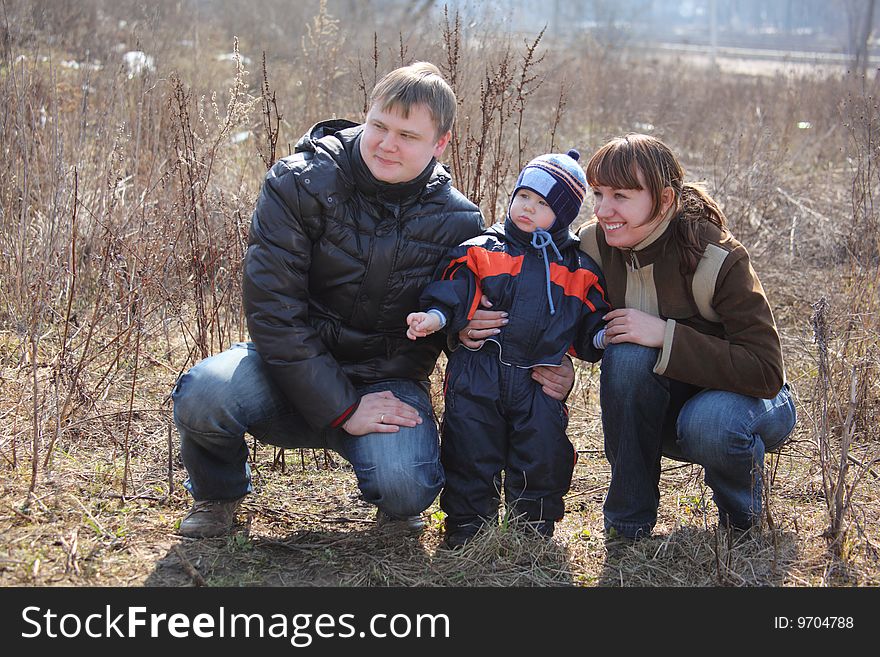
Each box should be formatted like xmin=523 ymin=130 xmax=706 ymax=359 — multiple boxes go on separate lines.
xmin=600 ymin=343 xmax=797 ymax=537
xmin=171 ymin=342 xmax=444 ymax=517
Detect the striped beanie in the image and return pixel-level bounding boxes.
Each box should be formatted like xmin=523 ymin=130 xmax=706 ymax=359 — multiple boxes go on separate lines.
xmin=512 ymin=149 xmax=588 ymax=229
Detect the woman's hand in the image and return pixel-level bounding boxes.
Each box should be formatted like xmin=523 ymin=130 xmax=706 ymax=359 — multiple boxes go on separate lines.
xmin=603 ymin=308 xmax=666 ymax=348
xmin=458 ymin=295 xmax=508 ymax=348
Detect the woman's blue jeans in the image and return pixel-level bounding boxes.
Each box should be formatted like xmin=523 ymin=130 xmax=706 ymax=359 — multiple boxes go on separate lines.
xmin=171 ymin=342 xmax=444 ymax=518
xmin=600 ymin=343 xmax=797 ymax=538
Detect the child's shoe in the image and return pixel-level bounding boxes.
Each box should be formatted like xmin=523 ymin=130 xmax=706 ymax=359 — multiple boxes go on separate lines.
xmin=440 ymin=519 xmax=482 ymax=550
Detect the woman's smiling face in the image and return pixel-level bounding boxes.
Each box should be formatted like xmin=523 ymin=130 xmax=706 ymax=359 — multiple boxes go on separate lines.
xmin=591 ymin=170 xmax=666 ymax=248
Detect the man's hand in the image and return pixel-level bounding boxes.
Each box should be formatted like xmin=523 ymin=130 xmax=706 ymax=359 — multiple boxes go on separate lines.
xmin=458 ymin=295 xmax=508 ymax=348
xmin=341 ymin=390 xmax=423 ymax=436
xmin=603 ymin=308 xmax=666 ymax=348
xmin=532 ymin=356 xmax=575 ymax=401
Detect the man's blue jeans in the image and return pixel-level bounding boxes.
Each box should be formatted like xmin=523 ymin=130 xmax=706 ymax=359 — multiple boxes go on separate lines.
xmin=600 ymin=343 xmax=797 ymax=538
xmin=171 ymin=342 xmax=444 ymax=518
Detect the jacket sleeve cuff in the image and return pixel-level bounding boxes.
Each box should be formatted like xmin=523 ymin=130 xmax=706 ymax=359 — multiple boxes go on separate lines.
xmin=653 ymin=319 xmax=676 ymax=375
xmin=592 ymin=327 xmax=607 ymax=350
xmin=330 ymin=400 xmax=360 ymax=429
xmin=427 ymin=308 xmax=448 ymax=329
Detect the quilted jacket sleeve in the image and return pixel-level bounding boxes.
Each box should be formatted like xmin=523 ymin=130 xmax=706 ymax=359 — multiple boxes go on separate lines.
xmin=654 ymin=245 xmax=785 ymax=398
xmin=242 ymin=159 xmax=359 ymax=430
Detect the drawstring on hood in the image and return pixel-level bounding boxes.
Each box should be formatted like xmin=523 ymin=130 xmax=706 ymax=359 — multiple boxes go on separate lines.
xmin=529 ymin=228 xmax=563 ymax=315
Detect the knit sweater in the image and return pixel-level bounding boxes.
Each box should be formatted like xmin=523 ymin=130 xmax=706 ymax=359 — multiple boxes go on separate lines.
xmin=578 ymin=215 xmax=784 ymax=398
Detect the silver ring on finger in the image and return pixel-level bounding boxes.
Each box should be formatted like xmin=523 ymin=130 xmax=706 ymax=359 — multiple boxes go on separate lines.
xmin=380 ymin=414 xmax=385 ymax=424
xmin=466 ymin=329 xmax=474 ymax=339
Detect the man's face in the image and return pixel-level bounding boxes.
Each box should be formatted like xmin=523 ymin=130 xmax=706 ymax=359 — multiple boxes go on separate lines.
xmin=359 ymin=101 xmax=451 ymax=184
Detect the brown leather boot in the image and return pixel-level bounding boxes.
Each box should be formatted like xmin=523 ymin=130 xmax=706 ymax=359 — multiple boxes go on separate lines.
xmin=178 ymin=498 xmax=244 ymax=538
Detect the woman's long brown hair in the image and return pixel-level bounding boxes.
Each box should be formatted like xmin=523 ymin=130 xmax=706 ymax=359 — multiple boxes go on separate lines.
xmin=586 ymin=133 xmax=728 ymax=274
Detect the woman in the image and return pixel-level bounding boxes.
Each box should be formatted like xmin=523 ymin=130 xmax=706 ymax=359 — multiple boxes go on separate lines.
xmin=578 ymin=133 xmax=796 ymax=539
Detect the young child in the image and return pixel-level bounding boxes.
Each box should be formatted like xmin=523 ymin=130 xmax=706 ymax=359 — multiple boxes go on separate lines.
xmin=407 ymin=149 xmax=610 ymax=548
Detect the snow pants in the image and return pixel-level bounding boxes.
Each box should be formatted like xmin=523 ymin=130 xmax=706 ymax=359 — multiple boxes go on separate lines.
xmin=439 ymin=343 xmax=576 ymax=538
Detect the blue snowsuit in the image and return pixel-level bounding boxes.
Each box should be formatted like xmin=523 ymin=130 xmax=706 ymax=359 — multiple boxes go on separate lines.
xmin=419 ymin=218 xmax=610 ymax=538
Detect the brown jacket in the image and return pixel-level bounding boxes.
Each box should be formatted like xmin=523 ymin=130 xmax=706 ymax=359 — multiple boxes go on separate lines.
xmin=578 ymin=215 xmax=784 ymax=399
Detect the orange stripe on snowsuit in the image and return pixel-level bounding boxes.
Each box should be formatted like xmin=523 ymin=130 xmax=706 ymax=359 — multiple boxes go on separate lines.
xmin=440 ymin=255 xmax=468 ymax=281
xmin=441 ymin=247 xmax=525 ymax=320
xmin=547 ymin=262 xmax=606 ymax=310
xmin=464 ymin=247 xmax=525 ymax=278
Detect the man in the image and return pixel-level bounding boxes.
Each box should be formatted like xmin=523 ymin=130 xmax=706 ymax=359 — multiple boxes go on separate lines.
xmin=172 ymin=62 xmax=572 ymax=538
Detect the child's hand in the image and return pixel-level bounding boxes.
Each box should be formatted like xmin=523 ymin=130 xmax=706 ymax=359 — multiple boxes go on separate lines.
xmin=406 ymin=312 xmax=439 ymax=340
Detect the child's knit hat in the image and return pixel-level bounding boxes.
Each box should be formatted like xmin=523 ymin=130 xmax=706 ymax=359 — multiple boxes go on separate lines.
xmin=512 ymin=149 xmax=588 ymax=229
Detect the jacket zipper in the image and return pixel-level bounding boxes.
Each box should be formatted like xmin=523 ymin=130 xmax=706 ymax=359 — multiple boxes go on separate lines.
xmin=628 ymin=249 xmax=639 ymax=270
xmin=626 ymin=248 xmax=649 ymax=313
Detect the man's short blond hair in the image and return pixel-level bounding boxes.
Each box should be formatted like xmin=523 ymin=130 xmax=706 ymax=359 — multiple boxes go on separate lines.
xmin=369 ymin=62 xmax=456 ymax=138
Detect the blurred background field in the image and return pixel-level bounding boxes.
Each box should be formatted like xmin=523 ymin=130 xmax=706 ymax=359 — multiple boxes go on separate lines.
xmin=0 ymin=0 xmax=878 ymax=587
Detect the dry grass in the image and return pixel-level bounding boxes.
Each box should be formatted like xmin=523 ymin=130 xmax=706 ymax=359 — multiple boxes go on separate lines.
xmin=1 ymin=359 xmax=876 ymax=588
xmin=1 ymin=1 xmax=879 ymax=588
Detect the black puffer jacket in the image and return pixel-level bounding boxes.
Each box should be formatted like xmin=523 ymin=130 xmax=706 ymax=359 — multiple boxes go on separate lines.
xmin=243 ymin=119 xmax=484 ymax=429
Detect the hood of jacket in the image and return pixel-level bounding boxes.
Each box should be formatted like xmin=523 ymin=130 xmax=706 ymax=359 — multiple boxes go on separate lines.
xmin=502 ymin=215 xmax=575 ymax=251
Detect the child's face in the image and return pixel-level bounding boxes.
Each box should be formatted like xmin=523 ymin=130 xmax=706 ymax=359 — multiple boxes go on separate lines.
xmin=591 ymin=169 xmax=664 ymax=248
xmin=509 ymin=188 xmax=556 ymax=233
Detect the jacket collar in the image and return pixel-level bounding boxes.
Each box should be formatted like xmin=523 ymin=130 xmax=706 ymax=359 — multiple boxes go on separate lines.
xmin=294 ymin=120 xmax=452 ymax=208
xmin=632 ymin=212 xmax=674 ymax=252
xmin=348 ymin=133 xmax=437 ymax=204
